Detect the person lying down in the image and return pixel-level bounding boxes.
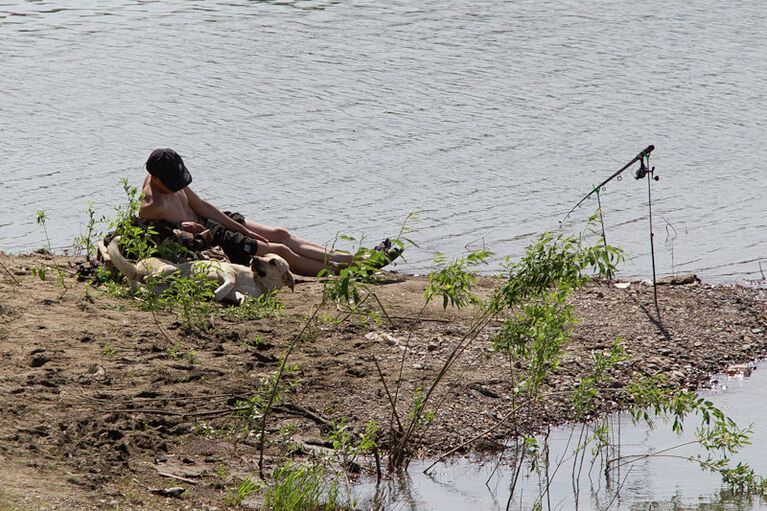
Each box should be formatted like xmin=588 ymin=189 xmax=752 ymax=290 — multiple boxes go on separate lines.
xmin=138 ymin=148 xmax=403 ymax=277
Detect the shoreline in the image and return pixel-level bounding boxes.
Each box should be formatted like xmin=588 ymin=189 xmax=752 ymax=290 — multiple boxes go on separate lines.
xmin=1 ymin=251 xmax=766 ymax=509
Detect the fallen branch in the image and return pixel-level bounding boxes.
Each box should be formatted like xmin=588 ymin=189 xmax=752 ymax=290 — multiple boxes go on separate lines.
xmin=371 ymin=354 xmax=404 ymax=433
xmin=423 ymin=403 xmax=522 ymax=474
xmin=0 ymin=260 xmax=20 ymax=285
xmin=389 ymin=315 xmax=451 ymax=323
xmin=108 ymin=406 xmax=247 ymax=418
xmin=157 ymin=472 xmax=198 ymax=485
xmin=274 ymin=403 xmax=333 ymax=427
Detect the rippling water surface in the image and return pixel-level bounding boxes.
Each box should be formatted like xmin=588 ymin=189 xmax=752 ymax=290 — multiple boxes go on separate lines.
xmin=2 ymin=0 xmax=767 ymax=281
xmin=355 ymin=365 xmax=767 ymax=510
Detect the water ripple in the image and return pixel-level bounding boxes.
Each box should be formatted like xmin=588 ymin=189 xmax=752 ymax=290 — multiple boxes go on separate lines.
xmin=2 ymin=0 xmax=767 ymax=282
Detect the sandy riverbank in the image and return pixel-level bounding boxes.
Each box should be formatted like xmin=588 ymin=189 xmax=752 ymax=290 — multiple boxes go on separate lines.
xmin=1 ymin=251 xmax=766 ymax=510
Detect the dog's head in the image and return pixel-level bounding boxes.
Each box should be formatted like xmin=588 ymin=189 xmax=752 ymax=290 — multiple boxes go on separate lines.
xmin=250 ymin=253 xmax=294 ymax=292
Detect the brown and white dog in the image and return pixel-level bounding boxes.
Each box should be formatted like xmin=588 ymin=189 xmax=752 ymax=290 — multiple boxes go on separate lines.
xmin=107 ymin=236 xmax=294 ymax=305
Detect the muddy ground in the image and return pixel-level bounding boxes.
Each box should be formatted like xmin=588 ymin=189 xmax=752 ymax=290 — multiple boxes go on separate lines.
xmin=1 ymin=251 xmax=766 ymax=510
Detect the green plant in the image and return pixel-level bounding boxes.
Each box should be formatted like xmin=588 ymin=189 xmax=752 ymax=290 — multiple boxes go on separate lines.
xmin=107 ymin=179 xmax=158 ymax=262
xmin=298 ymin=324 xmax=319 ymax=342
xmin=242 ymin=334 xmax=269 ymax=350
xmin=255 ymin=306 xmax=323 ymax=477
xmin=237 ymin=365 xmax=298 ymax=434
xmin=596 ymin=375 xmax=766 ymax=495
xmin=166 ymin=344 xmax=182 ymax=359
xmin=720 ymin=463 xmax=767 ymax=494
xmin=101 ymin=302 xmax=126 ymax=312
xmin=425 ymin=250 xmax=491 ymax=309
xmin=195 ymin=422 xmax=217 ymax=437
xmin=220 ymin=293 xmax=284 ymax=321
xmin=224 ymin=476 xmax=259 ymax=507
xmin=276 ymin=423 xmax=304 ymax=456
xmin=35 ymin=210 xmax=68 ymax=292
xmin=73 ymin=200 xmax=102 ymax=260
xmin=101 ymin=342 xmax=117 ymax=357
xmin=495 ymin=230 xmax=623 ymax=310
xmin=249 ymin=216 xmax=412 ymax=480
xmin=215 ymin=463 xmax=228 ymax=481
xmin=316 ymin=312 xmax=338 ymax=326
xmin=326 ymin=419 xmax=380 ymax=472
xmin=31 ymin=265 xmax=47 ymax=281
xmin=408 ymin=389 xmax=435 ymax=427
xmin=492 ymin=294 xmax=575 ymax=396
xmin=571 ymin=339 xmax=627 ymax=418
xmin=186 ymin=349 xmax=198 ymax=366
xmin=262 ymin=463 xmax=340 ymax=511
xmin=390 ymin=226 xmax=622 ymax=469
xmin=144 ymin=266 xmax=217 ymax=331
xmin=320 ymin=215 xmax=415 ymax=325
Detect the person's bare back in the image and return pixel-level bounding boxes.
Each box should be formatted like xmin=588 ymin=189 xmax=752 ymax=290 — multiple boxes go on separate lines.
xmin=139 ymin=175 xmax=202 ymax=225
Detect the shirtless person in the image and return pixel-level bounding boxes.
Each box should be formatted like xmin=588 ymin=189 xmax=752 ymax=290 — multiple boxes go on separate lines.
xmin=138 ymin=148 xmax=358 ymax=277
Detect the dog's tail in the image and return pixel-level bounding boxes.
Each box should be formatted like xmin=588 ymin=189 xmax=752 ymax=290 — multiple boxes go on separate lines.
xmin=106 ymin=236 xmax=139 ymax=284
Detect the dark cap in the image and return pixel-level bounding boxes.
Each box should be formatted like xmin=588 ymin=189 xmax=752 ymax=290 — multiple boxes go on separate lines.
xmin=145 ymin=148 xmax=193 ymax=192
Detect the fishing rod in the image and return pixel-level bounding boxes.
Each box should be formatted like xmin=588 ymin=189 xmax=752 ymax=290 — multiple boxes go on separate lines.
xmin=561 ymin=144 xmax=662 ymax=322
xmin=561 ymin=144 xmax=655 ymax=223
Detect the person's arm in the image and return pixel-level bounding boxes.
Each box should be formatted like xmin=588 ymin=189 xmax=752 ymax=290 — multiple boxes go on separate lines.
xmin=184 ymin=187 xmax=269 ymax=243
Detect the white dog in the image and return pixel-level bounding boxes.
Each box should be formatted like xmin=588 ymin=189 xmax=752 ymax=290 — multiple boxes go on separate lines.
xmin=107 ymin=236 xmax=294 ymax=305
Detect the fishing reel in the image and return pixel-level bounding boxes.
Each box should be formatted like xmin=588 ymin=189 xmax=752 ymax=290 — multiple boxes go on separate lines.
xmin=634 ymin=158 xmax=659 ymax=181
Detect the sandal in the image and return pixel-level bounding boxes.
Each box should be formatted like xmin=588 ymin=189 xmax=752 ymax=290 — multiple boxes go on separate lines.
xmin=369 ymin=238 xmax=404 ymax=268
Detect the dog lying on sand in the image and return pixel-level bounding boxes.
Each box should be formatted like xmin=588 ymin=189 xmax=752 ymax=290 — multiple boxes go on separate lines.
xmin=107 ymin=236 xmax=294 ymax=305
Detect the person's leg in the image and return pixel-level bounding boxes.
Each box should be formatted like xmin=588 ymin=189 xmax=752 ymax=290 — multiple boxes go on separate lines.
xmin=243 ymin=219 xmax=353 ymax=266
xmin=256 ymin=240 xmax=334 ymax=277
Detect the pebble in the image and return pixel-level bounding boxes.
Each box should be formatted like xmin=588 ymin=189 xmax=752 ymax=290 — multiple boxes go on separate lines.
xmin=82 ymin=364 xmax=107 ymax=382
xmin=365 ymin=331 xmax=400 ymax=346
xmin=346 ymin=367 xmax=367 ymax=378
xmin=670 ymin=370 xmax=686 ymax=380
xmin=382 ymin=333 xmax=399 ymax=346
xmin=149 ymin=487 xmax=185 ymax=498
xmin=29 ymin=352 xmax=50 ymax=368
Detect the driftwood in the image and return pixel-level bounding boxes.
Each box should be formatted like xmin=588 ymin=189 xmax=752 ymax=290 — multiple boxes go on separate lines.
xmin=656 ymin=273 xmax=700 ymax=285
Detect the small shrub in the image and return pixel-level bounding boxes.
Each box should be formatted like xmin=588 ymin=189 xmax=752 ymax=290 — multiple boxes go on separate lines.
xmin=101 ymin=342 xmax=117 ymax=357
xmin=35 ymin=210 xmax=67 ymax=292
xmin=220 ymin=293 xmax=284 ymax=321
xmin=424 ymin=250 xmax=491 ymax=309
xmin=73 ymin=200 xmax=102 ymax=260
xmin=224 ymin=476 xmax=259 ymax=507
xmin=236 ymin=365 xmax=298 ymax=433
xmin=143 ymin=267 xmax=217 ymax=331
xmin=262 ymin=463 xmax=340 ymax=511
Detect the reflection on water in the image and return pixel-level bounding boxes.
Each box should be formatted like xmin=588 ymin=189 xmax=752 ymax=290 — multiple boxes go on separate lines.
xmin=2 ymin=0 xmax=767 ymax=282
xmin=353 ymin=363 xmax=767 ymax=510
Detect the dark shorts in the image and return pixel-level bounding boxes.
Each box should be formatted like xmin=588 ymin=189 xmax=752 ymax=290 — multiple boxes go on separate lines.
xmin=204 ymin=213 xmax=258 ymax=266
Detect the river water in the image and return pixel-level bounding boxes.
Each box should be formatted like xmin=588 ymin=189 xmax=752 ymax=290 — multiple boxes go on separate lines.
xmin=3 ymin=1 xmax=767 ymax=507
xmin=355 ymin=364 xmax=767 ymax=510
xmin=2 ymin=0 xmax=767 ymax=281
